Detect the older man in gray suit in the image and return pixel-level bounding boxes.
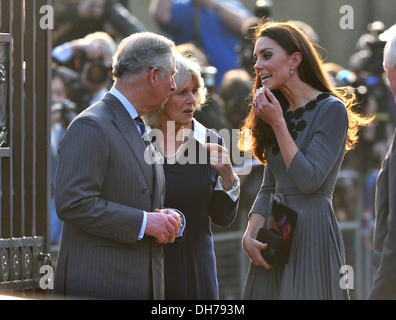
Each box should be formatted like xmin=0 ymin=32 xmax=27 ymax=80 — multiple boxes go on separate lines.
xmin=369 ymin=24 xmax=396 ymax=300
xmin=53 ymin=32 xmax=183 ymax=299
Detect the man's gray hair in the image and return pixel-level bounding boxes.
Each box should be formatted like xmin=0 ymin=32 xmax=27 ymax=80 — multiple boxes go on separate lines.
xmin=383 ymin=24 xmax=396 ymax=70
xmin=113 ymin=32 xmax=176 ymax=82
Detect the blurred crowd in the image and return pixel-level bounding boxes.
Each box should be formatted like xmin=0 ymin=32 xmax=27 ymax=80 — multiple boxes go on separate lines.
xmin=50 ymin=0 xmax=396 ymax=255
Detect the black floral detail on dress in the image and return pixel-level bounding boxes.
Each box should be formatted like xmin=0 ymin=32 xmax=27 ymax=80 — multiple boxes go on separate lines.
xmin=270 ymin=92 xmax=330 ymax=155
xmin=295 ymin=120 xmax=307 ymax=132
xmin=293 ymin=107 xmax=305 ymax=120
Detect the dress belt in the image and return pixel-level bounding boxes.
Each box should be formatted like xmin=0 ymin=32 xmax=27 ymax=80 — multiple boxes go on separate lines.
xmin=273 ymin=191 xmax=332 ymax=202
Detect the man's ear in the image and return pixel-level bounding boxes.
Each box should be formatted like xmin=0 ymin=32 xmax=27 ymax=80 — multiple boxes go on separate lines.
xmin=148 ymin=67 xmax=160 ymax=88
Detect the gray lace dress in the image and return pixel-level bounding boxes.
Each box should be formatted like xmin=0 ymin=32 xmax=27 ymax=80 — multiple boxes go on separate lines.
xmin=242 ymin=93 xmax=350 ymax=300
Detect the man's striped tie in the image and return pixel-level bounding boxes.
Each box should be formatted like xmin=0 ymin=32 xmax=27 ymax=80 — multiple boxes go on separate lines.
xmin=134 ymin=116 xmax=146 ymax=138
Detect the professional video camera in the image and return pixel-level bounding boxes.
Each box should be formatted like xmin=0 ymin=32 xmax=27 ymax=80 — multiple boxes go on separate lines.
xmin=338 ymin=21 xmax=396 ymax=172
xmin=104 ymin=0 xmax=145 ymax=37
xmin=342 ymin=21 xmax=390 ymax=115
xmin=349 ymin=21 xmax=386 ymax=75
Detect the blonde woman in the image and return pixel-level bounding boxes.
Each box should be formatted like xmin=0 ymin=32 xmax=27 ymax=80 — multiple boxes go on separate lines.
xmin=144 ymin=53 xmax=240 ymax=299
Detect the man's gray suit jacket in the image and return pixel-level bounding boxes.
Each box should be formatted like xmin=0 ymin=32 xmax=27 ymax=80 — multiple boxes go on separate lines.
xmin=53 ymin=93 xmax=166 ymax=299
xmin=369 ymin=128 xmax=396 ymax=299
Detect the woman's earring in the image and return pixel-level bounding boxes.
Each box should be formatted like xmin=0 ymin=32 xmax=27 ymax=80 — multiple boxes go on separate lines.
xmin=290 ymin=68 xmax=294 ymax=75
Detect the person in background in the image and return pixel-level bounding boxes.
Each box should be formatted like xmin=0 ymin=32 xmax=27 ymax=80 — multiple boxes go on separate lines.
xmin=369 ymin=23 xmax=396 ymax=300
xmin=52 ymin=31 xmax=117 ymax=113
xmin=143 ymin=53 xmax=240 ymax=299
xmin=149 ymin=0 xmax=252 ymax=89
xmin=53 ymin=32 xmax=183 ymax=299
xmin=220 ymin=68 xmax=252 ymax=130
xmin=52 ymin=0 xmax=145 ymax=46
xmin=240 ymin=21 xmax=373 ymax=300
xmin=50 ymin=67 xmax=76 ymax=248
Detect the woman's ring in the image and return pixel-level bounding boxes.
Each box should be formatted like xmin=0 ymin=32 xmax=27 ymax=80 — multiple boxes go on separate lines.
xmin=253 ymin=102 xmax=257 ymax=108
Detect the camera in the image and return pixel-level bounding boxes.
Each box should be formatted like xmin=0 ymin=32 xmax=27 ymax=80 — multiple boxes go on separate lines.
xmin=52 ymin=99 xmax=78 ymax=128
xmin=349 ymin=21 xmax=386 ymax=75
xmin=255 ymin=0 xmax=272 ymax=18
xmin=236 ymin=16 xmax=260 ymax=76
xmin=236 ymin=0 xmax=273 ymax=75
xmin=344 ymin=21 xmax=389 ymax=110
xmin=338 ymin=21 xmax=396 ymax=173
xmin=201 ymin=66 xmax=217 ymax=89
xmin=74 ymin=50 xmax=111 ymax=86
xmin=104 ymin=0 xmax=145 ymax=37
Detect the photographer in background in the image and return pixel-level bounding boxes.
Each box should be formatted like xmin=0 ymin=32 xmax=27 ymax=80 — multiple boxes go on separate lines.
xmin=150 ymin=0 xmax=253 ymax=89
xmin=340 ymin=21 xmax=396 ymax=174
xmin=52 ymin=31 xmax=117 ymax=113
xmin=236 ymin=0 xmax=272 ymax=76
xmin=335 ymin=22 xmax=396 ymax=252
xmin=369 ymin=22 xmax=396 ymax=300
xmin=52 ymin=0 xmax=145 ymax=47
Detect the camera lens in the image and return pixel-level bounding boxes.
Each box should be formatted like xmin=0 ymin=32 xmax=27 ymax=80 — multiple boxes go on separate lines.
xmin=86 ymin=62 xmax=109 ymax=85
xmin=201 ymin=66 xmax=217 ymax=88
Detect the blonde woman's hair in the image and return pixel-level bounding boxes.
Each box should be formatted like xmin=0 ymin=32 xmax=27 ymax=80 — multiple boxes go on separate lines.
xmin=143 ymin=52 xmax=207 ymax=128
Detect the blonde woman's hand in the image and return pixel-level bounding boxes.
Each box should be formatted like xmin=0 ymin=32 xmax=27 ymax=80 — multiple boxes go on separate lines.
xmin=205 ymin=143 xmax=234 ymax=190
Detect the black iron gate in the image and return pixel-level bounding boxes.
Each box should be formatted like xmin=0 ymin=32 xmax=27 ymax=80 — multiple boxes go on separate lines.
xmin=0 ymin=0 xmax=51 ymax=297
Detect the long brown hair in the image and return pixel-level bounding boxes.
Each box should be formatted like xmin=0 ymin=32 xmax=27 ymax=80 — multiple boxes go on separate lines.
xmin=239 ymin=21 xmax=373 ymax=164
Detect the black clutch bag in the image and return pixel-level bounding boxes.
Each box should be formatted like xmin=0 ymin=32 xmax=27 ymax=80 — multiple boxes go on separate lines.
xmin=256 ymin=194 xmax=299 ymax=268
xmin=256 ymin=228 xmax=286 ymax=267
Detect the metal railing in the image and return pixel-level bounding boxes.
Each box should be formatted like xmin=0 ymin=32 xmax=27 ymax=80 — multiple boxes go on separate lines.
xmin=0 ymin=0 xmax=51 ymax=296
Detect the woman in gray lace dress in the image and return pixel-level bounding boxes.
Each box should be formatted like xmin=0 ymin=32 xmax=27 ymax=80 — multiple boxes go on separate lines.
xmin=240 ymin=21 xmax=373 ymax=299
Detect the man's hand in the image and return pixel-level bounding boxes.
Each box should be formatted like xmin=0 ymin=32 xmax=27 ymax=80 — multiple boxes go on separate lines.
xmin=145 ymin=209 xmax=182 ymax=243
